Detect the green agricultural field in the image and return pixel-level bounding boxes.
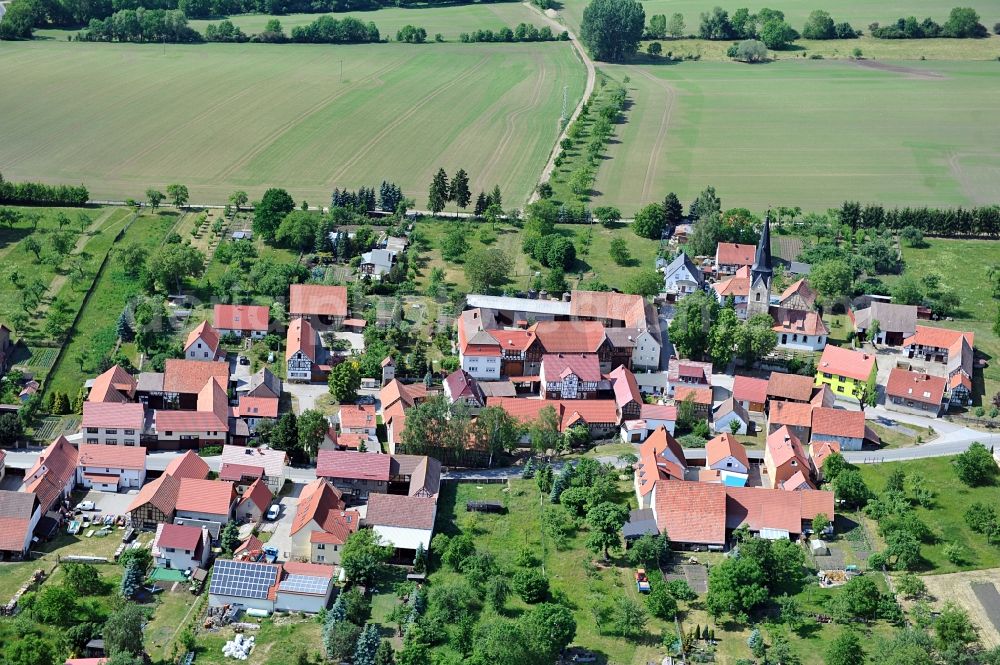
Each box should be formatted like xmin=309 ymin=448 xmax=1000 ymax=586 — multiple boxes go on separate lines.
xmin=183 ymin=2 xmax=549 ymax=40
xmin=555 ymin=0 xmax=1000 ymax=36
xmin=889 ymin=238 xmax=1000 ymax=401
xmin=859 ymin=455 xmax=1000 ymax=573
xmin=583 ymin=60 xmax=1000 ymax=214
xmin=415 ymin=218 xmax=660 ymax=292
xmin=45 ymin=211 xmax=179 ymax=397
xmin=0 ymin=41 xmax=584 ymax=209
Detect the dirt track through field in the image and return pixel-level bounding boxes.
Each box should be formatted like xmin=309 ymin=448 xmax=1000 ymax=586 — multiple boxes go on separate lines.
xmin=632 ymin=67 xmax=677 ymax=203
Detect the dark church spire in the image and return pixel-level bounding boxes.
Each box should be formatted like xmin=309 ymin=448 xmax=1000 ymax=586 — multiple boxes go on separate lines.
xmin=751 ymin=211 xmax=773 ymax=285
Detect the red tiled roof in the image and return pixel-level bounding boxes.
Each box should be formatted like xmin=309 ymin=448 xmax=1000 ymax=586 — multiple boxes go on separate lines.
xmin=365 ymin=493 xmax=436 ymax=530
xmin=673 ymin=386 xmax=712 ymax=406
xmin=782 ymin=470 xmax=812 ymax=491
xmin=886 ymin=368 xmax=946 ymax=406
xmin=289 ymin=284 xmax=347 ymax=317
xmin=23 ymin=436 xmax=78 ymax=513
xmin=219 ymin=463 xmax=264 ymax=482
xmin=766 ymin=372 xmax=815 ymax=402
xmin=531 ymin=320 xmax=606 ymax=354
xmin=128 ymin=473 xmax=180 ymax=516
xmin=653 ymin=480 xmax=727 ymax=545
xmin=340 ymin=405 xmax=376 ymax=430
xmin=716 ymin=242 xmax=756 ymax=266
xmin=235 ymin=535 xmax=263 ymax=555
xmin=769 ymin=307 xmax=829 ymax=336
xmin=175 ymin=478 xmax=233 ymax=516
xmin=239 ymin=478 xmax=273 ymax=513
xmin=706 ymin=433 xmax=749 ymax=468
xmin=157 ymin=522 xmax=203 ymax=551
xmin=639 ymin=403 xmax=677 ymax=422
xmin=286 ymin=317 xmax=316 ymax=363
xmin=380 ymin=379 xmax=428 ymax=411
xmin=220 ymin=445 xmax=286 ymax=477
xmin=635 ymin=427 xmax=687 ymax=496
xmin=316 ymin=450 xmax=391 ymax=482
xmin=811 ymin=407 xmax=866 ymax=439
xmin=215 ymin=304 xmax=269 ymax=332
xmin=82 ymin=401 xmax=144 ymax=430
xmin=726 ymin=485 xmax=802 ymax=532
xmin=712 ymin=276 xmax=749 ymax=298
xmin=608 ymin=366 xmax=642 ymax=409
xmin=164 ymin=450 xmax=210 ymax=480
xmin=489 ymin=329 xmax=536 ymax=352
xmin=732 ymin=376 xmax=768 ymax=404
xmin=336 ymin=433 xmax=367 ymax=450
xmin=291 ymin=479 xmax=354 ymax=542
xmin=769 ymin=401 xmax=814 ymax=428
xmin=78 ymin=443 xmax=146 ymax=470
xmin=283 ymin=561 xmax=336 ymax=579
xmin=817 ymin=345 xmax=876 ymax=382
xmin=155 ymin=409 xmax=228 ymax=434
xmin=184 ymin=321 xmax=220 ymax=355
xmin=163 ymin=359 xmax=229 ymax=395
xmin=443 ymin=369 xmax=480 ymax=402
xmin=83 ymin=473 xmax=119 ymax=483
xmin=767 ymin=426 xmax=811 ymax=468
xmin=485 ymin=397 xmax=620 ymax=431
xmin=87 ymin=365 xmax=136 ymax=403
xmin=903 ymin=324 xmax=973 ymax=350
xmin=236 ymin=396 xmax=279 ymax=419
xmin=542 ymin=353 xmax=602 ymax=382
xmin=810 ymin=441 xmax=841 ymax=472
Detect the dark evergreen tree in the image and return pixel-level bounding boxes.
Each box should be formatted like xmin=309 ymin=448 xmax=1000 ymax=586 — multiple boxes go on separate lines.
xmin=488 ymin=184 xmax=503 ymax=210
xmin=116 ymin=311 xmax=134 ymax=342
xmin=663 ymin=192 xmax=683 ymax=227
xmin=451 ymin=169 xmax=471 ymax=208
xmin=428 ymin=168 xmax=449 ymax=214
xmin=474 ymin=192 xmax=488 ymax=217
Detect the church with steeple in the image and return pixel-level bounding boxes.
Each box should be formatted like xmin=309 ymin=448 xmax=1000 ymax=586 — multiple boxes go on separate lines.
xmin=746 ymin=213 xmax=773 ymax=319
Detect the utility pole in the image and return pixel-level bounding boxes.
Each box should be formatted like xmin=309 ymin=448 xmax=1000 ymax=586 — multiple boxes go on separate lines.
xmin=559 ymin=84 xmax=568 ymax=128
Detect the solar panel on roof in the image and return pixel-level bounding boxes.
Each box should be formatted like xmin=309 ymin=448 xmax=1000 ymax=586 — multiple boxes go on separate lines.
xmin=278 ymin=574 xmax=329 ymax=595
xmin=209 ymin=560 xmax=278 ymax=600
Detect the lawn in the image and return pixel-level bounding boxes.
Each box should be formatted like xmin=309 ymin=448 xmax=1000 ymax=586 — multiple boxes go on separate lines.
xmin=414 ymin=218 xmax=661 ymax=292
xmin=859 ymin=455 xmax=1000 ymax=573
xmin=145 ymin=590 xmax=202 ymax=664
xmin=0 ymin=41 xmax=584 ymax=209
xmin=180 ymin=2 xmax=548 ymax=41
xmin=192 ymin=617 xmax=324 ymax=665
xmin=577 ymin=59 xmax=1000 ymax=214
xmin=432 ymin=478 xmax=898 ymax=665
xmin=866 ymin=421 xmax=938 ymax=449
xmin=45 ymin=211 xmax=180 ymax=397
xmin=886 ymin=237 xmax=1000 ymax=402
xmin=555 ymin=0 xmax=1000 ymax=37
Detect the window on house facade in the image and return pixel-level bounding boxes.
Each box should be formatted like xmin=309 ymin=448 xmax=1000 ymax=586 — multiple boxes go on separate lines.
xmin=106 ymin=429 xmax=117 ymax=434
xmin=124 ymin=429 xmax=135 ymax=435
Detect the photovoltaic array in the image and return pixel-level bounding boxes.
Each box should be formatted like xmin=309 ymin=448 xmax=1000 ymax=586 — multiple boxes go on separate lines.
xmin=208 ymin=560 xmax=279 ymax=600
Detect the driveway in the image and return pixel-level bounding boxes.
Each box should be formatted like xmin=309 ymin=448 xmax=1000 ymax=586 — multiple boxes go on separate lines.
xmin=260 ymin=484 xmax=302 ymax=561
xmin=284 ymin=382 xmax=331 ymax=414
xmin=77 ymin=488 xmax=139 ymax=517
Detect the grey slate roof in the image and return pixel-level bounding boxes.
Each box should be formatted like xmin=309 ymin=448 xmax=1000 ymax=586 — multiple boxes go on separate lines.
xmin=663 ymin=251 xmax=704 ymax=285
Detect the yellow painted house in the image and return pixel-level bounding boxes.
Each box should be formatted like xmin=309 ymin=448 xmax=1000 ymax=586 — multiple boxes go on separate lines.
xmin=814 ymin=345 xmax=877 ymax=400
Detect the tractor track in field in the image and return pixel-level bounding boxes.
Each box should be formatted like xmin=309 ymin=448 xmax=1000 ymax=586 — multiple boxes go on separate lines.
xmin=477 ymin=54 xmax=550 ymax=195
xmin=633 ymin=67 xmax=677 ymax=203
xmin=324 ymin=55 xmax=491 ymax=186
xmin=216 ymin=59 xmax=401 ymax=182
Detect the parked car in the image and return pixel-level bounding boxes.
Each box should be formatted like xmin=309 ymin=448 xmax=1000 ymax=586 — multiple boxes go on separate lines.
xmin=356 ymin=395 xmax=375 ymax=405
xmin=266 ymin=504 xmax=280 ymax=521
xmin=238 ymin=355 xmax=250 ymax=366
xmin=75 ymin=501 xmax=96 ymax=511
xmin=635 ymin=569 xmax=651 ymax=593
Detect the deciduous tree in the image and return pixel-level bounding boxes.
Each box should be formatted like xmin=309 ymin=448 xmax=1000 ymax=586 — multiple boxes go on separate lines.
xmin=166 ymin=183 xmax=189 ymax=208
xmin=580 ymin=0 xmax=645 ymax=62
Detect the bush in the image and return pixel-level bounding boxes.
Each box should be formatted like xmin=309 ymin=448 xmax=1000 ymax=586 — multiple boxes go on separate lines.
xmin=0 ymin=174 xmax=89 ymax=206
xmin=513 ymin=569 xmax=549 ymax=603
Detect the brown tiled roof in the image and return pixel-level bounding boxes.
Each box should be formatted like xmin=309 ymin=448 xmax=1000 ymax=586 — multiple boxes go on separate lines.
xmin=285 ymin=317 xmax=316 ymax=363
xmin=769 ymin=401 xmax=814 ymax=428
xmin=732 ymin=376 xmax=768 ymax=404
xmin=128 ymin=473 xmax=180 ymax=516
xmin=853 ymin=302 xmax=917 ymax=335
xmin=443 ymin=369 xmax=482 ymax=403
xmin=87 ymin=365 xmax=136 ymax=403
xmin=811 ymin=407 xmax=866 ymax=439
xmin=23 ymin=436 xmax=78 ymax=513
xmin=82 ymin=401 xmax=144 ymax=430
xmin=673 ymin=386 xmax=712 ymax=406
xmin=716 ymin=242 xmax=756 ymax=266
xmin=885 ymin=368 xmax=946 ymax=406
xmin=532 ymin=320 xmax=607 ymax=354
xmin=640 ymin=403 xmax=677 ymax=421
xmin=0 ymin=491 xmax=39 ymax=551
xmin=78 ymin=444 xmax=146 ymax=470
xmin=766 ymin=372 xmax=815 ymax=402
xmin=569 ymin=290 xmax=649 ymax=328
xmin=779 ymin=279 xmax=817 ymax=309
xmin=769 ymin=307 xmax=829 ymax=336
xmin=653 ymin=480 xmax=727 ymax=545
xmin=219 ymin=463 xmax=264 ymax=482
xmin=184 ymin=321 xmax=220 ymax=355
xmin=163 ymin=359 xmax=229 ymax=395
xmin=235 ymin=535 xmax=263 ymax=555
xmin=379 ymin=379 xmax=428 ymax=411
xmin=164 ymin=450 xmax=210 ymax=480
xmin=365 ymin=493 xmax=437 ymax=531
xmin=220 ymin=445 xmax=286 ymax=478
xmin=706 ymin=433 xmax=749 ymax=468
xmin=316 ymin=450 xmax=390 ymax=481
xmin=0 ymin=490 xmax=38 ymax=519
xmin=175 ymin=478 xmax=234 ymax=516
xmin=215 ymin=304 xmax=270 ymax=332
xmin=289 ymin=284 xmax=347 ymax=317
